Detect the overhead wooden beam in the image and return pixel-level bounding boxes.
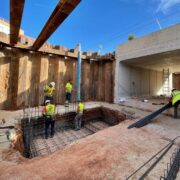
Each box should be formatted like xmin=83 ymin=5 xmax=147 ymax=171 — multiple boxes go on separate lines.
xmin=32 ymin=0 xmax=81 ymax=51
xmin=10 ymin=0 xmax=25 ymax=45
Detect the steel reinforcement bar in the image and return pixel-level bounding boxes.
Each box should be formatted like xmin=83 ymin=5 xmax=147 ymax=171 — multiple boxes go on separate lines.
xmin=160 ymin=147 xmax=180 ymax=180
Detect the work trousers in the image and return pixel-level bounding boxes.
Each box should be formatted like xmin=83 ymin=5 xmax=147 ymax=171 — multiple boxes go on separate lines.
xmin=65 ymin=92 xmax=71 ymax=102
xmin=75 ymin=113 xmax=83 ymax=130
xmin=44 ymin=96 xmax=54 ymax=105
xmin=174 ymin=100 xmax=180 ymax=119
xmin=45 ymin=116 xmax=55 ymax=138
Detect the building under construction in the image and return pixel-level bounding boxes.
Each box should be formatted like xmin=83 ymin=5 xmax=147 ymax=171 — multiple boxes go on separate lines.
xmin=0 ymin=0 xmax=180 ymax=179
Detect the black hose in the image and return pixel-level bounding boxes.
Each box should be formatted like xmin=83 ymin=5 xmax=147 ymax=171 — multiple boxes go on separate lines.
xmin=0 ymin=126 xmax=14 ymax=129
xmin=128 ymin=103 xmax=172 ymax=129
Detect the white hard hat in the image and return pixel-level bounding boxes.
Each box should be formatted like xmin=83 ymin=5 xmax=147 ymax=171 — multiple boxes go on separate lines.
xmin=50 ymin=82 xmax=55 ymax=87
xmin=45 ymin=100 xmax=50 ymax=104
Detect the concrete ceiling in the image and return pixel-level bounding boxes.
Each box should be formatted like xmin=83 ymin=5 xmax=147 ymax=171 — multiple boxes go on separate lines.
xmin=10 ymin=0 xmax=25 ymax=45
xmin=121 ymin=49 xmax=180 ymax=72
xmin=32 ymin=0 xmax=81 ymax=51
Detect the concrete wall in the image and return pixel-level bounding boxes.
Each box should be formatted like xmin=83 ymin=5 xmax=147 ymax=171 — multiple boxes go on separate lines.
xmin=0 ymin=48 xmax=114 ymax=110
xmin=114 ymin=62 xmax=163 ymax=102
xmin=115 ymin=24 xmax=180 ymax=103
xmin=116 ymin=24 xmax=180 ymax=61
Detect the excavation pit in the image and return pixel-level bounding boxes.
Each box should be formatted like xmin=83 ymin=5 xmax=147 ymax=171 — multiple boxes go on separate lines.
xmin=21 ymin=107 xmax=126 ymax=158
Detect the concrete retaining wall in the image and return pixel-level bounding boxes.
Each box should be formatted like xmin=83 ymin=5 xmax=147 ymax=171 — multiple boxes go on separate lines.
xmin=115 ymin=63 xmax=163 ymax=101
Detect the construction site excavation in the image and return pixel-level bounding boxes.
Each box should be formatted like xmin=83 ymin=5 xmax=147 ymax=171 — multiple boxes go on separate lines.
xmin=0 ymin=0 xmax=180 ymax=180
xmin=21 ymin=107 xmax=125 ymax=158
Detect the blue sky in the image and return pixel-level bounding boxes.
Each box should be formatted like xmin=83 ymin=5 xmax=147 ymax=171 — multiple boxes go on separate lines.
xmin=0 ymin=0 xmax=180 ymax=53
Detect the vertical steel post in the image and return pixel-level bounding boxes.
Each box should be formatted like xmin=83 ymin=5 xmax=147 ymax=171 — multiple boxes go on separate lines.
xmin=77 ymin=43 xmax=81 ymax=101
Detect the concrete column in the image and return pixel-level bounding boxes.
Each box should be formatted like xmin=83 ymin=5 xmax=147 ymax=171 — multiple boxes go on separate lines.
xmin=114 ymin=61 xmax=131 ymax=102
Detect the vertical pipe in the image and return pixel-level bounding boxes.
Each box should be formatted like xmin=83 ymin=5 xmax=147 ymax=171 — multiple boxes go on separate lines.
xmin=77 ymin=43 xmax=81 ymax=101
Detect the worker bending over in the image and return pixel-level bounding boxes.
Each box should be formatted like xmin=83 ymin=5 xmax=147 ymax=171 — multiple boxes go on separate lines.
xmin=43 ymin=100 xmax=55 ymax=139
xmin=65 ymin=80 xmax=73 ymax=107
xmin=74 ymin=101 xmax=84 ymax=130
xmin=170 ymin=89 xmax=180 ymax=119
xmin=43 ymin=82 xmax=55 ymax=105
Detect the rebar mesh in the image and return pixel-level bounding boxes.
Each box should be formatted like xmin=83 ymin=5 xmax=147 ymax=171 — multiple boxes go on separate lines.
xmin=21 ymin=109 xmax=117 ymax=158
xmin=160 ymin=147 xmax=180 ymax=180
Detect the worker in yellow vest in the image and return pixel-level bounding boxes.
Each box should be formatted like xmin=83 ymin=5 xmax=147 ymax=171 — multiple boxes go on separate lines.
xmin=170 ymin=89 xmax=180 ymax=118
xmin=43 ymin=82 xmax=55 ymax=105
xmin=43 ymin=100 xmax=55 ymax=139
xmin=74 ymin=101 xmax=84 ymax=130
xmin=65 ymin=80 xmax=73 ymax=107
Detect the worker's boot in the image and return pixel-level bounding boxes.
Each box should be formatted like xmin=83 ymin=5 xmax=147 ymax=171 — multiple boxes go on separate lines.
xmin=50 ymin=134 xmax=54 ymax=138
xmin=174 ymin=107 xmax=178 ymax=119
xmin=50 ymin=132 xmax=54 ymax=138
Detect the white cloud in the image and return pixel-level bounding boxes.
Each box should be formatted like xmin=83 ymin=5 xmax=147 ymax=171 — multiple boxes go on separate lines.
xmin=156 ymin=0 xmax=180 ymax=13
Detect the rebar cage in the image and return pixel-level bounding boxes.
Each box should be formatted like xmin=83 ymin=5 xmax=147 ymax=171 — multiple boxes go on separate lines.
xmin=21 ymin=108 xmax=118 ymax=158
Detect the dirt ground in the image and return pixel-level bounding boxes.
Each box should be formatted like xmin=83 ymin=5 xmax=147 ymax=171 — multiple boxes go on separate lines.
xmin=0 ymin=100 xmax=180 ymax=179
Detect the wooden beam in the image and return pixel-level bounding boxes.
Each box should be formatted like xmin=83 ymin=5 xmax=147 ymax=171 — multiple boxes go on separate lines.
xmin=32 ymin=0 xmax=81 ymax=51
xmin=10 ymin=0 xmax=25 ymax=45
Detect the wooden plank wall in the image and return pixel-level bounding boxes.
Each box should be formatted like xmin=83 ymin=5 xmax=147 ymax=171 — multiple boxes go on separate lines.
xmin=81 ymin=61 xmax=114 ymax=102
xmin=0 ymin=48 xmax=114 ymax=109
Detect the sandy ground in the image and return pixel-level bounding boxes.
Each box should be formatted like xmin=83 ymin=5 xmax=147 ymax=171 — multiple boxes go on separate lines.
xmin=0 ymin=100 xmax=180 ymax=179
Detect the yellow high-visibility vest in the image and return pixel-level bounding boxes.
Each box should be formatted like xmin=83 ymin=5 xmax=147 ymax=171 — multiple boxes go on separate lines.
xmin=44 ymin=84 xmax=55 ymax=96
xmin=45 ymin=104 xmax=55 ymax=116
xmin=78 ymin=103 xmax=84 ymax=113
xmin=65 ymin=82 xmax=72 ymax=93
xmin=172 ymin=90 xmax=180 ymax=105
